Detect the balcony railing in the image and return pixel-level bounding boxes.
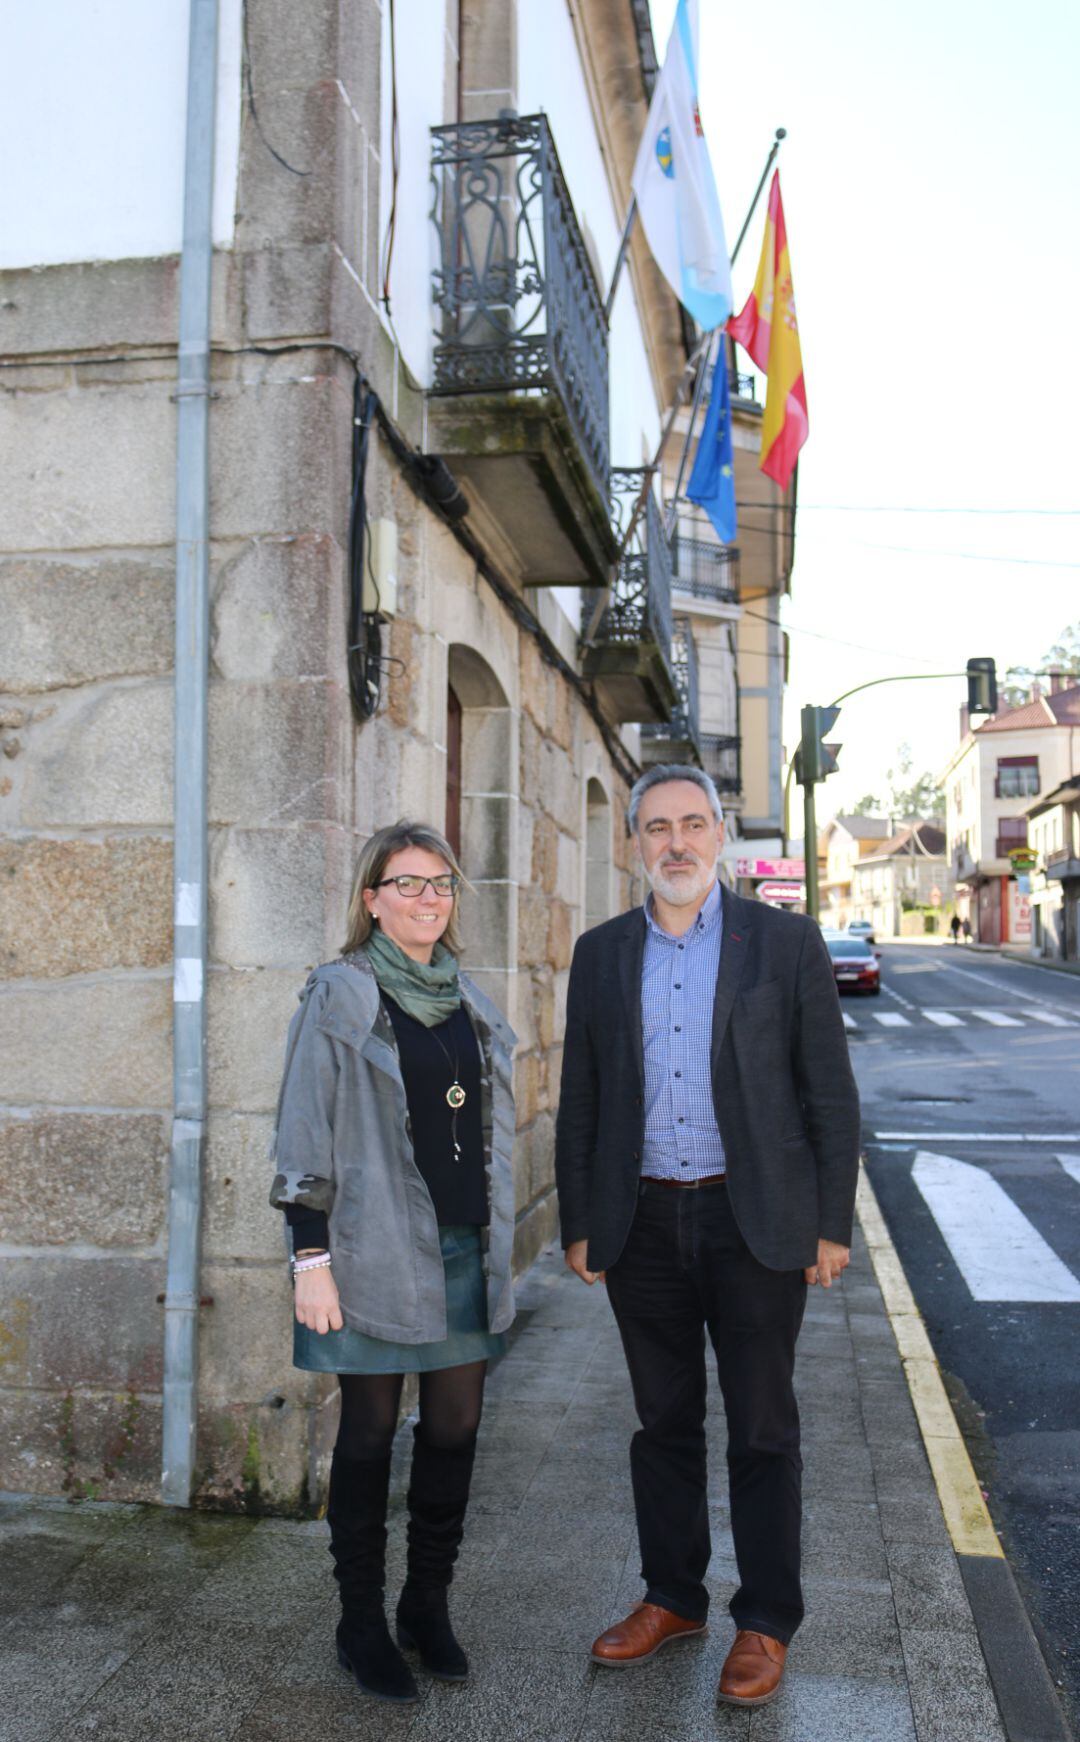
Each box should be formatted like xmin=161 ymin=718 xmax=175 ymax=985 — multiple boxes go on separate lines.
xmin=430 ymin=114 xmax=609 ymax=500
xmin=670 ymin=535 xmax=740 ymax=603
xmin=641 ymin=616 xmax=702 ymax=765
xmin=699 ymin=732 xmax=742 ymax=796
xmin=580 ymin=470 xmax=676 ymax=722
xmin=703 ymin=360 xmax=758 ymax=404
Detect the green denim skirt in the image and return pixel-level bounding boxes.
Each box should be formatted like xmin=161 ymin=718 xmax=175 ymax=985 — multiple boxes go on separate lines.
xmin=293 ymin=1224 xmax=506 ymax=1375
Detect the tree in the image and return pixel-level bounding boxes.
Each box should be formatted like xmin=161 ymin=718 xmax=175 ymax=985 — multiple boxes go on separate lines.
xmin=851 ymin=744 xmax=944 ymax=822
xmin=1002 ymin=621 xmax=1080 ymax=710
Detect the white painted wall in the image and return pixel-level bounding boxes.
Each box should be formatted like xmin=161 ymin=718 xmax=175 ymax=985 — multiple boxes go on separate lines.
xmin=378 ymin=0 xmax=452 ymax=388
xmin=517 ymin=0 xmax=661 ymax=467
xmin=1 ymin=0 xmax=243 ymax=268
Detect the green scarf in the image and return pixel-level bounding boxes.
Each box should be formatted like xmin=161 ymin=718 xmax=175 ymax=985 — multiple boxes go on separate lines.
xmin=362 ymin=928 xmax=462 ymax=1027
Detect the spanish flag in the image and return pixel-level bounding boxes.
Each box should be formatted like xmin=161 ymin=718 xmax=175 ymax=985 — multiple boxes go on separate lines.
xmin=728 ymin=172 xmax=807 ymax=489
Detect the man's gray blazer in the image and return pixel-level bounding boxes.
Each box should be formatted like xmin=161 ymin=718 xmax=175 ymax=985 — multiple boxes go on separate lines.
xmin=554 ymin=887 xmax=861 ymax=1274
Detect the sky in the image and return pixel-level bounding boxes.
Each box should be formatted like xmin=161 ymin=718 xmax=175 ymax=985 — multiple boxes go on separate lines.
xmin=649 ymin=0 xmax=1080 ymax=816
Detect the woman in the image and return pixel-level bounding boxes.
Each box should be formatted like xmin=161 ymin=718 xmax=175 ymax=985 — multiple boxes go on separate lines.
xmin=270 ymin=820 xmax=517 ymax=1704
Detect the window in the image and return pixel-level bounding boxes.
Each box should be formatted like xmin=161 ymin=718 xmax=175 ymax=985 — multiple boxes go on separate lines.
xmin=995 ymin=757 xmax=1039 ymax=798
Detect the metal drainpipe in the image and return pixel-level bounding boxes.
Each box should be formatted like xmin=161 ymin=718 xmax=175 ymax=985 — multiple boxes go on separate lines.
xmin=162 ymin=0 xmax=219 ymax=1507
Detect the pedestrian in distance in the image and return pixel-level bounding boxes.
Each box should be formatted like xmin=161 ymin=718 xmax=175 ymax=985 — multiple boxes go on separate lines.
xmin=950 ymin=914 xmax=962 ymax=944
xmin=555 ymin=765 xmax=861 ymax=1709
xmin=962 ymin=916 xmax=972 ymax=943
xmin=270 ymin=820 xmax=517 ymax=1704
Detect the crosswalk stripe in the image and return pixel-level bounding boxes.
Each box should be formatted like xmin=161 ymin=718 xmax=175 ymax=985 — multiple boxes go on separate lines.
xmin=923 ymin=1010 xmax=964 ymax=1027
xmin=1025 ymin=1009 xmax=1077 ymax=1027
xmin=873 ymin=1012 xmax=911 ymax=1027
xmin=969 ymin=1010 xmax=1023 ymax=1027
xmin=842 ymin=1012 xmax=857 ymax=1030
xmin=912 ymin=1150 xmax=1080 ymax=1302
xmin=1058 ymin=1154 xmax=1080 ymax=1187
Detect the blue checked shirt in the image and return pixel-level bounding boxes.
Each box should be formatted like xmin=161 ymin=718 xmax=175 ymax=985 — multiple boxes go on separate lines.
xmin=640 ymin=878 xmax=726 ymax=1179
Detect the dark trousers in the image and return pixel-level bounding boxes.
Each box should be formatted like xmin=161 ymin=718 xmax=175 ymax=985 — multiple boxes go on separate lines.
xmin=605 ymin=1178 xmax=807 ymax=1643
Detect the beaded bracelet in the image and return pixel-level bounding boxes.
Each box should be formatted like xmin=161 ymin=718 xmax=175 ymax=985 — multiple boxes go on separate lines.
xmin=291 ymin=1252 xmax=332 ymax=1278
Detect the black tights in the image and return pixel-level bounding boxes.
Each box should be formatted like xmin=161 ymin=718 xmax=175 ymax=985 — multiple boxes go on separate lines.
xmin=336 ymin=1360 xmax=488 ymax=1461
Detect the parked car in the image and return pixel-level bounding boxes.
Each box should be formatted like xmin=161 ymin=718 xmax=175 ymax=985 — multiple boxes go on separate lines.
xmin=846 ymin=919 xmax=877 ymax=945
xmin=826 ymin=935 xmax=881 ymax=994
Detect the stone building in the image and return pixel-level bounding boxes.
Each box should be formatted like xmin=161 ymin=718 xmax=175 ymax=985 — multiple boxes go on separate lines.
xmin=0 ymin=0 xmax=791 ymax=1509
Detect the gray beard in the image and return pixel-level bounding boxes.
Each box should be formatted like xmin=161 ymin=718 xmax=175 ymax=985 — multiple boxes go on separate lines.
xmin=646 ymin=858 xmax=719 ymax=907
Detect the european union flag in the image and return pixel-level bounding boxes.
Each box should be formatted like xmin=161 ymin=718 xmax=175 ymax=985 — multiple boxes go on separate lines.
xmin=686 ymin=349 xmax=737 ymax=544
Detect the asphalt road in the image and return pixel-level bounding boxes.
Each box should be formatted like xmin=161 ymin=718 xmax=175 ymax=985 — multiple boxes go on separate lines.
xmin=849 ymin=939 xmax=1080 ymax=1730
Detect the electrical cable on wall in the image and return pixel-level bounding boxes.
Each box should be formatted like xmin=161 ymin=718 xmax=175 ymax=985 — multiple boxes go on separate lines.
xmin=241 ymin=0 xmax=311 ymax=177
xmin=346 ymin=377 xmax=383 ymax=721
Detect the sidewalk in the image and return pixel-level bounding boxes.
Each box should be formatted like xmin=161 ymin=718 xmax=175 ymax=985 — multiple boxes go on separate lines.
xmin=0 ymin=1221 xmax=1044 ymax=1742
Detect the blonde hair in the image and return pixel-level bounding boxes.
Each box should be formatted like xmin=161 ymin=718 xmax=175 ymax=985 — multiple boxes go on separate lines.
xmin=342 ymin=819 xmax=468 ymax=956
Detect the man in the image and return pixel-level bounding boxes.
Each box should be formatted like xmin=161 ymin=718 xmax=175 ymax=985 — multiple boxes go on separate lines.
xmin=555 ymin=765 xmax=860 ymax=1708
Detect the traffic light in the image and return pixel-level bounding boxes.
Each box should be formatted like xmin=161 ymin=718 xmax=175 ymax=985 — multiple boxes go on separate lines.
xmin=966 ymin=657 xmax=997 ymax=716
xmin=796 ymin=704 xmax=841 ymax=785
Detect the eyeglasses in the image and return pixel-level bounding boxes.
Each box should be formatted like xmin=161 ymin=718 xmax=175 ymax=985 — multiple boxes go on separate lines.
xmin=374 ymin=874 xmax=460 ymax=898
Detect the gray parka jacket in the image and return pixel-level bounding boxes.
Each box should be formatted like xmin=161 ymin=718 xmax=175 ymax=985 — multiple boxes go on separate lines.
xmin=269 ymin=954 xmax=517 ymax=1342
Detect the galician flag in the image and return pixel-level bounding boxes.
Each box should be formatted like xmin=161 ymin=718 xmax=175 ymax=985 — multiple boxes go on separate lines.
xmin=630 ymin=0 xmax=732 ymax=331
xmin=728 ymin=171 xmax=808 ymax=489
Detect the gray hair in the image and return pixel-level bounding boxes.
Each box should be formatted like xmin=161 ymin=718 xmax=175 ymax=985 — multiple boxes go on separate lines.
xmin=628 ymin=763 xmax=724 ymax=834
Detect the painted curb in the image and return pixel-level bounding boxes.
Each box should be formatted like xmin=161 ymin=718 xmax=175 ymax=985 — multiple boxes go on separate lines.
xmin=856 ymin=1166 xmax=1071 ymax=1741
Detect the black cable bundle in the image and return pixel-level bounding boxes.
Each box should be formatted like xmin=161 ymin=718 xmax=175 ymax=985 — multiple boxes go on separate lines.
xmin=347 ymin=377 xmax=382 ymax=722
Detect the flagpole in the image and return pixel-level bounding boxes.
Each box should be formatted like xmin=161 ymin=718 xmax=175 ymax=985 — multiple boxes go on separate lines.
xmin=664 ymin=330 xmax=716 ymax=535
xmin=660 ymin=125 xmax=787 ymax=531
xmin=583 ymin=126 xmax=787 ymax=645
xmin=729 ymin=127 xmax=785 ymax=269
xmin=604 ymin=196 xmax=637 ymax=322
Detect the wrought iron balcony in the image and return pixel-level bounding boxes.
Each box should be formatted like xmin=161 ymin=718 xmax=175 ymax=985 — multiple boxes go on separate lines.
xmin=703 ymin=360 xmax=758 ymax=405
xmin=427 ymin=114 xmax=614 ymax=586
xmin=670 ymin=535 xmax=740 ymax=604
xmin=580 ymin=470 xmax=677 ymax=724
xmin=641 ymin=616 xmax=702 ymax=766
xmin=699 ymin=732 xmax=742 ymax=797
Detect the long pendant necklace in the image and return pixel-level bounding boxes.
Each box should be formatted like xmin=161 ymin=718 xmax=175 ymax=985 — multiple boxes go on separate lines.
xmin=428 ymin=1021 xmax=465 ymax=1162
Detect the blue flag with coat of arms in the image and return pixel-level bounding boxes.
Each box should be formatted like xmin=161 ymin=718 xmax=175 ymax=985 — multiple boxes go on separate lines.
xmin=686 ymin=342 xmax=737 ymax=542
xmin=630 ymin=0 xmax=732 ymax=330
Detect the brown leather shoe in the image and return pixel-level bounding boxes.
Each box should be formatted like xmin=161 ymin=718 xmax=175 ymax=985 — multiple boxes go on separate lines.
xmin=591 ymin=1602 xmax=707 ymax=1666
xmin=717 ymin=1629 xmax=788 ymax=1706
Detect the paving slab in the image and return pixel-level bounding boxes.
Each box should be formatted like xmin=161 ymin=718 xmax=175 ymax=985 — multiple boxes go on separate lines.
xmin=0 ymin=1236 xmax=1034 ymax=1741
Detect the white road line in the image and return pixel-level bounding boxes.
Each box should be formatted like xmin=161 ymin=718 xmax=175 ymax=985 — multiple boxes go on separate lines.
xmin=1025 ymin=1009 xmax=1078 ymax=1027
xmin=880 ymin=983 xmax=918 ymax=1012
xmin=842 ymin=1012 xmax=857 ymax=1030
xmin=873 ymin=1132 xmax=1080 ymax=1142
xmin=934 ymin=959 xmax=1080 ymax=1019
xmin=911 ymin=1150 xmax=1080 ymax=1302
xmin=873 ymin=1011 xmax=912 ymax=1027
xmin=1058 ymin=1154 xmax=1080 ymax=1187
xmin=923 ymin=1010 xmax=965 ymax=1027
xmin=969 ymin=1009 xmax=1024 ymax=1027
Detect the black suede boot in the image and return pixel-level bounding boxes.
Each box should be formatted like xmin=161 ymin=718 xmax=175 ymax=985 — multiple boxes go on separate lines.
xmin=395 ymin=1429 xmax=476 ymax=1681
xmin=327 ymin=1449 xmax=418 ymax=1704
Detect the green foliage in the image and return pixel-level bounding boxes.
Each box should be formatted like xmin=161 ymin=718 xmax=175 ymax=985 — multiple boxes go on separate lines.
xmin=854 ymin=743 xmax=944 ymax=822
xmin=1003 ymin=620 xmax=1080 ymax=710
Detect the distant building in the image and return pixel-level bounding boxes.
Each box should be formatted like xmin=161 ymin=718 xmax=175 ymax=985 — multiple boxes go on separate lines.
xmin=941 ymin=680 xmax=1080 ymax=945
xmin=851 ymin=822 xmax=952 ymax=938
xmin=819 ymin=815 xmax=895 ymax=929
xmin=1024 ymin=776 xmax=1080 ymax=961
